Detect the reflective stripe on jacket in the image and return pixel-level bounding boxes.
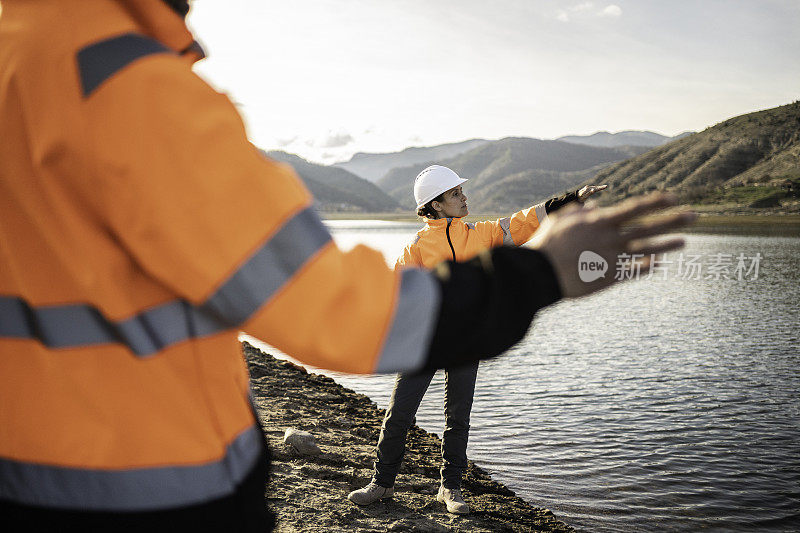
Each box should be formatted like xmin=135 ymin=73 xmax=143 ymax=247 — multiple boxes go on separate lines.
xmin=397 ymin=204 xmax=549 ymax=269
xmin=0 ymin=0 xmax=438 ymax=511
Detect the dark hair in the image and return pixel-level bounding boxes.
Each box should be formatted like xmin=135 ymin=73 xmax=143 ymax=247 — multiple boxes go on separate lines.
xmin=417 ymin=193 xmax=444 ymax=219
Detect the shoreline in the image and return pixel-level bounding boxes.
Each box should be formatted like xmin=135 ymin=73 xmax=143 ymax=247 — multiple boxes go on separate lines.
xmin=320 ymin=210 xmax=800 ymax=225
xmin=243 ymin=342 xmax=574 ymax=532
xmin=320 ymin=210 xmax=800 ymax=238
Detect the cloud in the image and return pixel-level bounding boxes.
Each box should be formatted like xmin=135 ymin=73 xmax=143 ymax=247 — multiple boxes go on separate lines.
xmin=572 ymin=2 xmax=595 ymax=13
xmin=321 ymin=132 xmax=354 ymax=148
xmin=303 ymin=131 xmax=355 ymax=148
xmin=276 ymin=136 xmax=297 ymax=147
xmin=556 ymin=2 xmax=593 ymax=23
xmin=599 ymin=5 xmax=622 ymax=18
xmin=555 ymin=2 xmax=621 ymax=22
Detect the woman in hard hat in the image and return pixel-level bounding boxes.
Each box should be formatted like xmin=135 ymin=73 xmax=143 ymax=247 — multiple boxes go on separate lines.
xmin=348 ymin=165 xmax=606 ymax=514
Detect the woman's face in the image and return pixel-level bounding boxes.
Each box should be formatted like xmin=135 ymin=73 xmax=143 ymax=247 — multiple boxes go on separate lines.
xmin=433 ymin=186 xmax=468 ymax=218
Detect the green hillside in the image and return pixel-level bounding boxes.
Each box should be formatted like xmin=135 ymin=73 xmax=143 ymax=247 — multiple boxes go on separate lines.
xmin=377 ymin=138 xmax=649 ymax=211
xmin=265 ymin=151 xmax=401 ymax=213
xmin=587 ymin=101 xmax=800 ymax=210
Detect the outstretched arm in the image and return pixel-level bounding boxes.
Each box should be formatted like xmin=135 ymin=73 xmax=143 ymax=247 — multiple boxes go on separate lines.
xmin=474 ymin=184 xmax=605 ymax=247
xmin=423 ymin=193 xmax=693 ymax=369
xmin=80 ymin=51 xmax=689 ymax=376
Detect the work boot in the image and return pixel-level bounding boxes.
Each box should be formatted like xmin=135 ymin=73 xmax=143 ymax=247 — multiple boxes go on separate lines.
xmin=437 ymin=486 xmax=470 ymax=514
xmin=347 ymin=482 xmax=394 ymax=505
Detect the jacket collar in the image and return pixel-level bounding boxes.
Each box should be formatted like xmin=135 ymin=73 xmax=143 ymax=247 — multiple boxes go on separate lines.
xmin=424 ymin=217 xmax=461 ymax=228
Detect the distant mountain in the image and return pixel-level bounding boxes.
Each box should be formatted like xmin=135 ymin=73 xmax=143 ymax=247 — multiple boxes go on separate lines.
xmin=583 ymin=101 xmax=800 ymax=208
xmin=265 ymin=151 xmax=401 ymax=212
xmin=268 ymin=103 xmax=800 ymax=214
xmin=333 ymin=139 xmax=489 ymax=183
xmin=377 ymin=137 xmax=650 ymax=212
xmin=558 ymin=130 xmax=694 ymax=148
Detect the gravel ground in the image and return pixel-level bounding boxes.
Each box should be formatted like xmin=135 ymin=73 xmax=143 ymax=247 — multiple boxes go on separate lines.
xmin=244 ymin=342 xmax=574 ymax=532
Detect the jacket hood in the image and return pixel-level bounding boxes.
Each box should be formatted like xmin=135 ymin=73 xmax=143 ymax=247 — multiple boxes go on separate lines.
xmin=163 ymin=0 xmax=190 ymax=17
xmin=122 ymin=0 xmax=204 ymax=62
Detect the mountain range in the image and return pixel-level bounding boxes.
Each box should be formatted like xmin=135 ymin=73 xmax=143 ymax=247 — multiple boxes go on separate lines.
xmin=557 ymin=130 xmax=693 ymax=148
xmin=584 ymin=101 xmax=800 ymax=208
xmin=376 ymin=138 xmax=650 ymax=212
xmin=265 ymin=151 xmax=400 ymax=213
xmin=262 ymin=101 xmax=800 ymax=214
xmin=333 ymin=139 xmax=488 ymax=183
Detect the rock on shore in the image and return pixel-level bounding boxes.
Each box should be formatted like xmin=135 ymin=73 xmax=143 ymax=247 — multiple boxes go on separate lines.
xmin=243 ymin=342 xmax=574 ymax=532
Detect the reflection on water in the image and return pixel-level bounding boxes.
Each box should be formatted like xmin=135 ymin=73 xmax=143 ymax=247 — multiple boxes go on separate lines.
xmin=249 ymin=220 xmax=800 ymax=533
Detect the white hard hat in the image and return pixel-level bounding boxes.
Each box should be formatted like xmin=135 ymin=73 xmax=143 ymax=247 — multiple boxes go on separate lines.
xmin=413 ymin=165 xmax=468 ymax=209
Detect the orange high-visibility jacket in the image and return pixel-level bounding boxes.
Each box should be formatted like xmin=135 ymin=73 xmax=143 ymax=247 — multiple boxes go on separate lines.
xmin=0 ymin=0 xmax=438 ymax=512
xmin=397 ymin=206 xmax=550 ymax=269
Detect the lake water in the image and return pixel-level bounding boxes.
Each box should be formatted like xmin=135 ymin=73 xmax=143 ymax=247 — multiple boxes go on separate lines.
xmin=247 ymin=219 xmax=800 ymax=532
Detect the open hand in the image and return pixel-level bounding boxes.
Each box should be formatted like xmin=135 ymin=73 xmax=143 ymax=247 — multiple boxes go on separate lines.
xmin=578 ymin=184 xmax=608 ymax=202
xmin=528 ymin=193 xmax=696 ymax=298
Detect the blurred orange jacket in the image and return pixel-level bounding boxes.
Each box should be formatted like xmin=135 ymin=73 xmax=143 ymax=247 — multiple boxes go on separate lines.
xmin=0 ymin=0 xmax=438 ymax=511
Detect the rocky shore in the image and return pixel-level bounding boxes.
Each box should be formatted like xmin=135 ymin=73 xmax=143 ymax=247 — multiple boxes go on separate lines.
xmin=243 ymin=342 xmax=574 ymax=532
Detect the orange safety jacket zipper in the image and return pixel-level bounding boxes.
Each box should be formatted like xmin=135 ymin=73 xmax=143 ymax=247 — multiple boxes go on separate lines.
xmin=445 ymin=218 xmax=457 ymax=262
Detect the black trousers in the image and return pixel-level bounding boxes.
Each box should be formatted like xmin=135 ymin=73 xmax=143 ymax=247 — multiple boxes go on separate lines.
xmin=0 ymin=446 xmax=275 ymax=533
xmin=374 ymin=362 xmax=479 ymax=489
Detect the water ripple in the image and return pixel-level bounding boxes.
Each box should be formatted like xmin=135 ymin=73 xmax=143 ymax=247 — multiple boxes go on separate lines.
xmin=313 ymin=229 xmax=800 ymax=532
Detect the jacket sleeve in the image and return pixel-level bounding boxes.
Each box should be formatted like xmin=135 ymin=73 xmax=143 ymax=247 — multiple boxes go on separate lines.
xmin=472 ymin=189 xmax=581 ymax=247
xmin=77 ymin=53 xmax=438 ymax=374
xmin=543 ymin=190 xmax=581 ymax=214
xmin=423 ymin=247 xmax=562 ymax=370
xmin=79 ymin=52 xmax=561 ymax=375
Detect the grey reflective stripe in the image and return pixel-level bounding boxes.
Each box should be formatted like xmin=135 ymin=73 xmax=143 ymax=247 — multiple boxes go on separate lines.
xmin=374 ymin=268 xmax=441 ymax=373
xmin=0 ymin=297 xmax=222 ymax=356
xmin=201 ymin=207 xmax=331 ymax=326
xmin=0 ymin=297 xmax=35 ymax=338
xmin=534 ymin=202 xmax=548 ymax=225
xmin=117 ymin=300 xmax=209 ymax=355
xmin=77 ymin=33 xmax=172 ymax=97
xmin=498 ymin=217 xmax=515 ymax=246
xmin=0 ymin=425 xmax=262 ymax=511
xmin=0 ymin=207 xmax=331 ymax=357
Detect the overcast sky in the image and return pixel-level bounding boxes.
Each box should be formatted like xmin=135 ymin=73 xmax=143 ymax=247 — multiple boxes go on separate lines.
xmin=187 ymin=0 xmax=799 ymax=164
